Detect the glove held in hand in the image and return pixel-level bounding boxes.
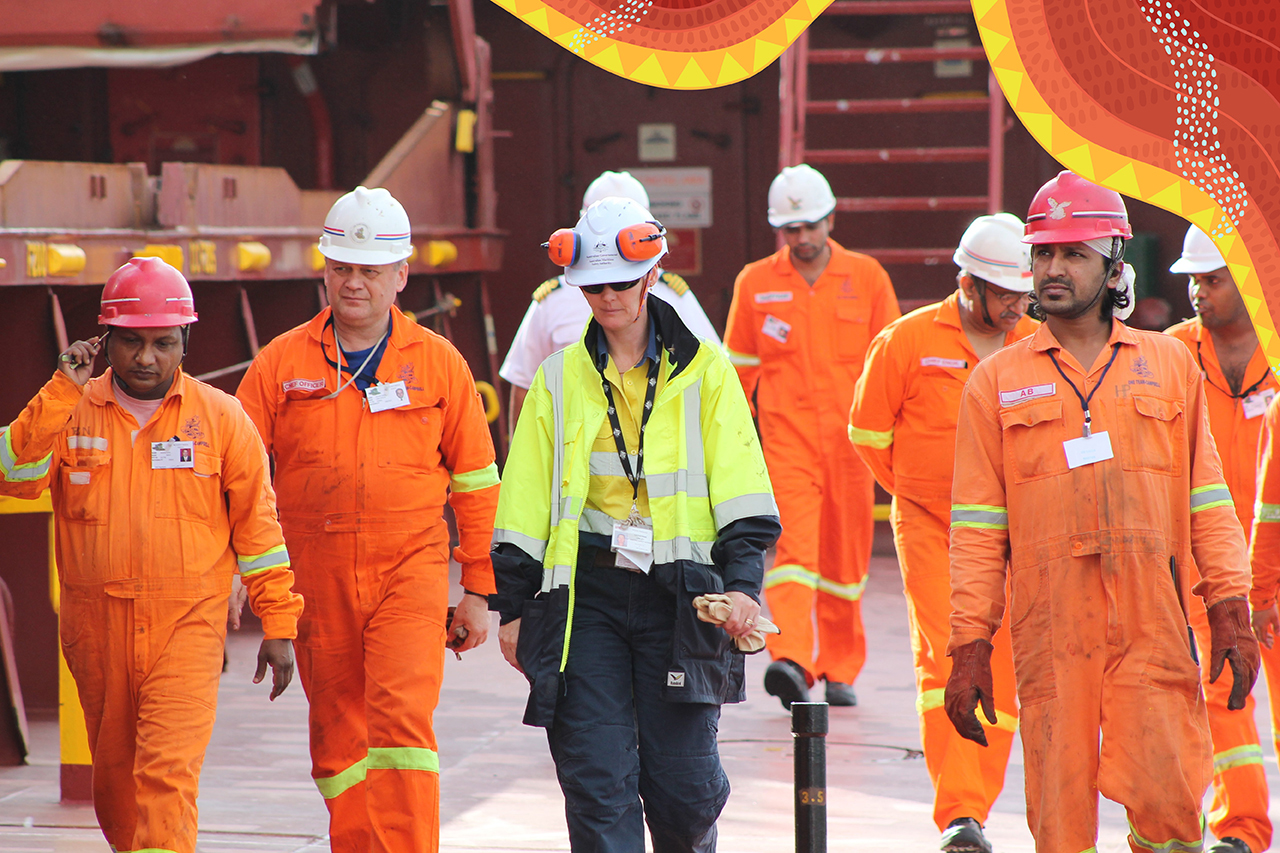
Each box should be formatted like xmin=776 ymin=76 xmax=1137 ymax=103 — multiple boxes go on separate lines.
xmin=1208 ymin=596 xmax=1261 ymax=711
xmin=944 ymin=639 xmax=996 ymax=747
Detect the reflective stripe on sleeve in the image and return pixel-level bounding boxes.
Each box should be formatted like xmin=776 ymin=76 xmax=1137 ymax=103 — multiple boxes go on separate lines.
xmin=450 ymin=462 xmax=500 ymax=493
xmin=493 ymin=528 xmax=548 ymax=562
xmin=1190 ymin=484 xmax=1233 ymax=513
xmin=764 ymin=563 xmax=819 ymax=590
xmin=916 ymin=687 xmax=1018 ymax=732
xmin=848 ymin=424 xmax=894 ymax=449
xmin=1213 ymin=743 xmax=1264 ymax=774
xmin=712 ymin=493 xmax=779 ymax=529
xmin=1256 ymin=501 xmax=1280 ymax=523
xmin=237 ymin=544 xmax=290 ymax=576
xmin=315 ymin=747 xmax=439 ymax=800
xmin=816 ymin=575 xmax=867 ymax=602
xmin=1127 ymin=815 xmax=1205 ymax=853
xmin=0 ymin=427 xmax=52 ymax=483
xmin=726 ymin=348 xmax=761 ymax=367
xmin=950 ymin=504 xmax=1008 ymax=530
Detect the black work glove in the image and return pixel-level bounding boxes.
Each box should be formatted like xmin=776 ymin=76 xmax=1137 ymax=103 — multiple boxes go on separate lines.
xmin=1208 ymin=597 xmax=1261 ymax=711
xmin=944 ymin=639 xmax=996 ymax=747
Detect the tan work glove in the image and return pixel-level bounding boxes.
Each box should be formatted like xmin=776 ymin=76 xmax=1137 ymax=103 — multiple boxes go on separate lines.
xmin=1208 ymin=597 xmax=1261 ymax=711
xmin=693 ymin=594 xmax=779 ymax=653
xmin=944 ymin=639 xmax=996 ymax=747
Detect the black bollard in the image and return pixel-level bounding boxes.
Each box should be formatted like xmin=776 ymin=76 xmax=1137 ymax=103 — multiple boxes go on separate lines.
xmin=791 ymin=701 xmax=828 ymax=853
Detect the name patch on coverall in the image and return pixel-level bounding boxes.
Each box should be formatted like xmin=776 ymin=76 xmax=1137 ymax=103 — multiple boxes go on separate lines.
xmin=999 ymin=383 xmax=1055 ymax=407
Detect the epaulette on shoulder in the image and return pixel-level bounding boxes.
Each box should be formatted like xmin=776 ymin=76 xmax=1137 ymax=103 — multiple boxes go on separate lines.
xmin=659 ymin=270 xmax=690 ymax=296
xmin=532 ymin=277 xmax=563 ymax=303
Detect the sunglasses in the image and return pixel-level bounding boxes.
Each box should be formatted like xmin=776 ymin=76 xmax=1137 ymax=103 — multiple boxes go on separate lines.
xmin=580 ymin=277 xmax=643 ymax=295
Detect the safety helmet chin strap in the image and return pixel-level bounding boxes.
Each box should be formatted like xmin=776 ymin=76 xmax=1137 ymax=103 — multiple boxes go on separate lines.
xmin=634 ymin=268 xmax=657 ymax=324
xmin=964 ymin=275 xmax=997 ymax=328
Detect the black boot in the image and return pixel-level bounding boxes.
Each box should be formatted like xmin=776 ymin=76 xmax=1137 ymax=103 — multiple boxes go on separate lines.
xmin=1207 ymin=839 xmax=1252 ymax=853
xmin=763 ymin=659 xmax=810 ymax=710
xmin=824 ymin=680 xmax=856 ymax=706
xmin=941 ymin=818 xmax=992 ymax=853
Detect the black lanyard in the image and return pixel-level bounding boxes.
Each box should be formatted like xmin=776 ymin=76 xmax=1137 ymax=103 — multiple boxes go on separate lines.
xmin=1196 ymin=340 xmax=1269 ymax=400
xmin=1048 ymin=344 xmax=1121 ymax=438
xmin=600 ymin=337 xmax=662 ymax=503
xmin=321 ymin=315 xmax=387 ymax=390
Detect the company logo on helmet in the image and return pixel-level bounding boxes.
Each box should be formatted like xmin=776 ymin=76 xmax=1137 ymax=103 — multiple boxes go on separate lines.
xmin=351 ymin=224 xmax=371 ymax=243
xmin=594 ymin=241 xmax=609 ymax=250
xmin=1047 ymin=198 xmax=1071 ymax=220
xmin=788 ymin=196 xmax=803 ymax=210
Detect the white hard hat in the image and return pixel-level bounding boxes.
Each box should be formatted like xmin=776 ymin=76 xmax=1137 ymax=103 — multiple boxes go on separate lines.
xmin=553 ymin=197 xmax=668 ymax=287
xmin=953 ymin=213 xmax=1034 ymax=293
xmin=767 ymin=164 xmax=836 ymax=228
xmin=318 ymin=186 xmax=413 ymax=266
xmin=1169 ymin=224 xmax=1227 ymax=275
xmin=582 ymin=171 xmax=649 ymax=215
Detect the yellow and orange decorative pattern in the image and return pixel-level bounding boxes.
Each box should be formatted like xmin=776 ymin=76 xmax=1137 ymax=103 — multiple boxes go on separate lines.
xmin=976 ymin=0 xmax=1280 ymax=365
xmin=490 ymin=0 xmax=832 ymax=88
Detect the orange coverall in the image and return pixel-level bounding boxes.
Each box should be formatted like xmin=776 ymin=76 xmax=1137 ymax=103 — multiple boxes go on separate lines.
xmin=725 ymin=240 xmax=899 ymax=685
xmin=950 ymin=322 xmax=1250 ymax=853
xmin=0 ymin=369 xmax=301 ymax=853
xmin=849 ymin=292 xmax=1036 ymax=830
xmin=1167 ymin=318 xmax=1276 ymax=853
xmin=238 ymin=307 xmax=499 ymax=853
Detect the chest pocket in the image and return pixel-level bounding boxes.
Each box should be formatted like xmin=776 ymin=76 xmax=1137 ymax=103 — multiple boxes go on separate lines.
xmin=375 ymin=396 xmax=446 ymax=469
xmin=751 ymin=298 xmax=796 ymax=358
xmin=155 ymin=451 xmax=224 ymax=526
xmin=58 ymin=452 xmax=111 ymax=524
xmin=834 ymin=299 xmax=871 ymax=362
xmin=1118 ymin=394 xmax=1184 ymax=477
xmin=912 ymin=364 xmax=968 ymax=432
xmin=1000 ymin=400 xmax=1068 ymax=484
xmin=275 ymin=394 xmax=335 ymax=468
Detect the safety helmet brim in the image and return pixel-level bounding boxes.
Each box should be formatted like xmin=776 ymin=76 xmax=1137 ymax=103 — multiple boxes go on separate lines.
xmin=317 ymin=242 xmax=412 ymax=267
xmin=100 ymin=313 xmax=197 ymax=328
xmin=1169 ymin=256 xmax=1228 ymax=275
xmin=565 ymin=257 xmax=662 ymax=287
xmin=767 ymin=205 xmax=836 ymax=229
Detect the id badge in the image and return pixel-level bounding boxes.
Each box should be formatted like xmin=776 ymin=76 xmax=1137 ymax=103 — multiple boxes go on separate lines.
xmin=761 ymin=314 xmax=791 ymax=344
xmin=152 ymin=440 xmax=195 ymax=469
xmin=366 ymin=380 xmax=410 ymax=413
xmin=611 ymin=519 xmax=654 ymax=574
xmin=1063 ymin=431 xmax=1114 ymax=469
xmin=1244 ymin=389 xmax=1276 ymax=419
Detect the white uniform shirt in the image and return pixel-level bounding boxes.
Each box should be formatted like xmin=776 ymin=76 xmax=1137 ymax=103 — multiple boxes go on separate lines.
xmin=499 ymin=271 xmax=722 ymax=389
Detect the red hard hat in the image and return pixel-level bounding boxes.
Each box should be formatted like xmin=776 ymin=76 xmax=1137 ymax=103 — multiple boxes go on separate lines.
xmin=1024 ymin=170 xmax=1132 ymax=245
xmin=98 ymin=257 xmax=198 ymax=327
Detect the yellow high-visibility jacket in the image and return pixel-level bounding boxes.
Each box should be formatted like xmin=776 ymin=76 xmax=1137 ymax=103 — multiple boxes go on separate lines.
xmin=492 ymin=295 xmax=780 ymax=726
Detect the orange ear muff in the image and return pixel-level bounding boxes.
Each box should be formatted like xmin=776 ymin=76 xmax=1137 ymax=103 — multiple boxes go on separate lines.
xmin=545 ymin=229 xmax=580 ymax=266
xmin=616 ymin=222 xmax=666 ymax=262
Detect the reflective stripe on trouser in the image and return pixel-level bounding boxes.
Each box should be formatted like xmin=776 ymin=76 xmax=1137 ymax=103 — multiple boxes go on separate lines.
xmin=1017 ymin=553 xmax=1210 ymax=853
xmin=762 ymin=430 xmax=874 ymax=685
xmin=289 ymin=520 xmax=449 ymax=853
xmin=891 ymin=496 xmax=1018 ymax=831
xmin=1188 ymin=582 xmax=1272 ymax=853
xmin=62 ymin=595 xmax=226 ymax=853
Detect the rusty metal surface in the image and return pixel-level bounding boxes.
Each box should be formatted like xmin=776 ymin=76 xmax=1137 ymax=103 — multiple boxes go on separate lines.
xmin=0 ymin=1 xmax=321 ymax=47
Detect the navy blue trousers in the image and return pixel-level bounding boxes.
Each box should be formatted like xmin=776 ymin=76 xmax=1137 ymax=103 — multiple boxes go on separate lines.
xmin=548 ymin=562 xmax=729 ymax=853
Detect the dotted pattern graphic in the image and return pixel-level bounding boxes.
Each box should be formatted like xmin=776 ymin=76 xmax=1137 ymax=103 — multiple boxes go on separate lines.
xmin=1140 ymin=0 xmax=1249 ymax=238
xmin=569 ymin=0 xmax=655 ymax=54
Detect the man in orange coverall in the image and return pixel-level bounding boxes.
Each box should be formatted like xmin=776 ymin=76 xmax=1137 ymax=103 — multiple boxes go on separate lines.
xmin=849 ymin=213 xmax=1037 ymax=853
xmin=725 ymin=163 xmax=899 ymax=709
xmin=945 ymin=171 xmax=1260 ymax=853
xmin=0 ymin=257 xmax=301 ymax=853
xmin=238 ymin=186 xmax=499 ymax=853
xmin=1166 ymin=223 xmax=1276 ymax=853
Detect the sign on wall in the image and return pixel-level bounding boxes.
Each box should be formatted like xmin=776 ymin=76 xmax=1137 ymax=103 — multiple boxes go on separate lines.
xmin=630 ymin=167 xmax=712 ymax=229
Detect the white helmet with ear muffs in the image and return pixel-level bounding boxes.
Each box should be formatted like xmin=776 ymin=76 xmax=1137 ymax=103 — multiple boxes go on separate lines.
xmin=544 ymin=198 xmax=668 ymax=287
